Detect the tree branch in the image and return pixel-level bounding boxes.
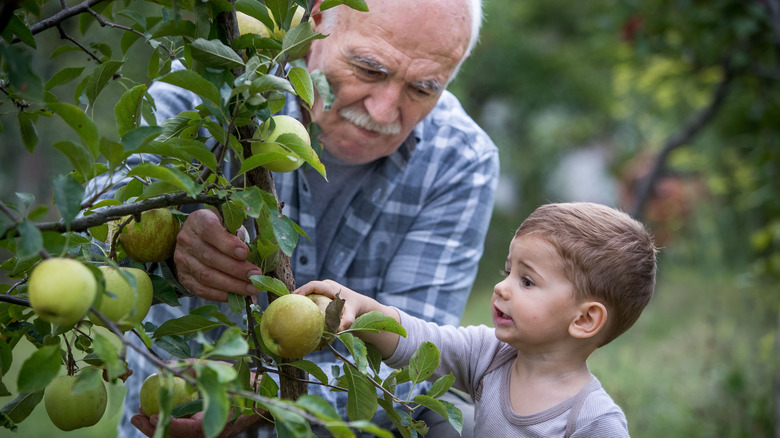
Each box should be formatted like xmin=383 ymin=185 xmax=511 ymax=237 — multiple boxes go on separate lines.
xmin=631 ymin=61 xmax=734 ymax=219
xmin=0 ymin=192 xmax=224 ymax=240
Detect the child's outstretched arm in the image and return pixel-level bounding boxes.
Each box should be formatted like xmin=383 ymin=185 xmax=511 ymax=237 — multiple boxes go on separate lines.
xmin=294 ymin=280 xmax=401 ymax=359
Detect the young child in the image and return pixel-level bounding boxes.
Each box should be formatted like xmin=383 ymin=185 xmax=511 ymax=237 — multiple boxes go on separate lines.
xmin=295 ymin=202 xmax=658 ymax=437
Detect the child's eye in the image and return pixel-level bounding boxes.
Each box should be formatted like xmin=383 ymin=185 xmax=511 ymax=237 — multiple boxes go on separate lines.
xmin=522 ymin=277 xmax=535 ymax=287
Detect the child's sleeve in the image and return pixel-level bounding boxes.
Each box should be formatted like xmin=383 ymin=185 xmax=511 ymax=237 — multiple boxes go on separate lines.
xmin=384 ymin=309 xmax=504 ymax=394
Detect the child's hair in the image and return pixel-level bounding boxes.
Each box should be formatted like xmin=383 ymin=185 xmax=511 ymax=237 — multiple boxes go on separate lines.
xmin=515 ymin=202 xmax=658 ymax=346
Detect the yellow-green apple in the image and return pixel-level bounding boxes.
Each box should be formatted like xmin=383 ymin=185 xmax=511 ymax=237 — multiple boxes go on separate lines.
xmin=260 ymin=293 xmax=324 ymax=358
xmin=119 ymin=208 xmax=180 ymax=263
xmin=28 ymin=258 xmax=97 ymax=326
xmin=236 ymin=7 xmax=305 ymax=39
xmin=251 ymin=115 xmax=309 ymax=173
xmin=139 ymin=373 xmax=198 ymax=416
xmin=89 ymin=266 xmax=153 ymax=331
xmin=44 ymin=374 xmax=107 ymax=431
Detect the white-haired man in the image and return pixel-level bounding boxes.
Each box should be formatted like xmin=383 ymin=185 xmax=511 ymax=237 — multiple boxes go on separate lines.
xmin=125 ymin=0 xmax=498 ymax=436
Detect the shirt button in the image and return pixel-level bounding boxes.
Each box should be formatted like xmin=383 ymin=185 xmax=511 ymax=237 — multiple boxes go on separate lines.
xmin=299 ymin=256 xmax=308 ymax=265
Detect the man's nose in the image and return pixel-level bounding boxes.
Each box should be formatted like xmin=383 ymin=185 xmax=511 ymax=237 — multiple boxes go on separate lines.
xmin=363 ymin=82 xmax=402 ymax=126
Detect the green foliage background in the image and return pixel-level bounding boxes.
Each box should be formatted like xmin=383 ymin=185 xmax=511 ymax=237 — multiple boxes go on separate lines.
xmin=1 ymin=0 xmax=778 ymax=437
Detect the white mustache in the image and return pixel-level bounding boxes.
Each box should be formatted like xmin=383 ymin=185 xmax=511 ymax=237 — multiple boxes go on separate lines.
xmin=339 ymin=106 xmax=401 ymax=135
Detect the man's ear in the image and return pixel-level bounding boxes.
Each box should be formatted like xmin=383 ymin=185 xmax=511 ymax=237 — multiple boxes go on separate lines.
xmin=569 ymin=301 xmax=607 ymax=339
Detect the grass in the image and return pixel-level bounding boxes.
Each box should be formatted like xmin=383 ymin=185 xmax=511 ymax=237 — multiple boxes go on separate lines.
xmin=462 ymin=249 xmax=778 ymax=438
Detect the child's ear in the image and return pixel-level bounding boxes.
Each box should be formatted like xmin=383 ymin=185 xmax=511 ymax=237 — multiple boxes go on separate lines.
xmin=310 ymin=0 xmax=324 ymax=27
xmin=569 ymin=301 xmax=607 ymax=339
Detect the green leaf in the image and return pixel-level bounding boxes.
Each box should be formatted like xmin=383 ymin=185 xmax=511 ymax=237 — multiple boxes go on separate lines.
xmin=0 ymin=391 xmax=43 ymax=424
xmin=17 ymin=112 xmax=38 ymax=152
xmin=249 ymin=275 xmax=289 ymax=297
xmin=93 ymin=332 xmax=126 ymax=381
xmin=153 ymin=314 xmax=224 ymax=338
xmin=287 ymin=360 xmax=329 ymax=386
xmin=227 ymin=292 xmax=246 ymax=315
xmin=0 ymin=340 xmax=13 ymax=376
xmin=85 ymin=60 xmax=124 ymax=107
xmin=412 ymin=394 xmax=449 ymax=422
xmin=48 ymin=103 xmax=100 ymax=157
xmin=157 ymin=69 xmax=222 ymax=106
xmin=440 ymin=399 xmax=463 ymax=433
xmin=115 ymin=84 xmax=148 ymax=137
xmin=351 ymin=311 xmax=407 ymax=337
xmin=251 ymin=74 xmax=295 ymax=94
xmin=321 ymin=0 xmax=369 ymax=12
xmin=294 ymin=394 xmax=340 ymax=421
xmin=16 ymin=221 xmax=43 ymax=262
xmin=221 ymin=200 xmax=245 ymax=235
xmin=408 ymin=341 xmax=440 ymax=385
xmin=271 ymin=211 xmax=300 ymax=257
xmin=53 ymin=141 xmax=93 ymax=179
xmin=281 ymin=22 xmax=325 ymax=60
xmin=2 ymin=14 xmax=36 ymax=48
xmin=338 ymin=333 xmax=368 ymax=373
xmin=121 ymin=125 xmax=163 ymax=152
xmin=288 ymin=66 xmax=313 ymax=107
xmin=272 ymin=132 xmax=326 ymax=179
xmin=206 ymin=327 xmax=249 ymax=358
xmin=427 ymin=373 xmax=455 ymax=399
xmin=52 ymin=174 xmax=85 ymax=228
xmin=73 ymin=366 xmax=104 ymax=394
xmin=45 ymin=67 xmax=85 ymax=91
xmin=310 ymin=70 xmax=333 ymax=110
xmin=151 ymin=274 xmax=181 ymax=307
xmin=126 ymin=163 xmax=199 ymax=197
xmin=197 ymin=367 xmax=230 ymax=438
xmin=342 ymin=364 xmax=377 ymax=421
xmin=230 ymin=187 xmax=270 ymax=219
xmin=16 ymin=345 xmax=61 ymax=393
xmin=190 ymin=38 xmax=245 ymax=69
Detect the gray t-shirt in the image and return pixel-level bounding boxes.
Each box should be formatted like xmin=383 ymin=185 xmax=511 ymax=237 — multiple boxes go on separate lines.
xmin=386 ymin=310 xmax=631 ymax=438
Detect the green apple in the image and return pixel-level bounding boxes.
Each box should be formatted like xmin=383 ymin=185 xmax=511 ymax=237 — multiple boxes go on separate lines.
xmin=236 ymin=7 xmax=305 ymax=39
xmin=139 ymin=373 xmax=198 ymax=416
xmin=89 ymin=266 xmax=153 ymax=331
xmin=28 ymin=258 xmax=97 ymax=327
xmin=260 ymin=293 xmax=324 ymax=358
xmin=251 ymin=115 xmax=309 ymax=173
xmin=44 ymin=374 xmax=107 ymax=431
xmin=119 ymin=208 xmax=180 ymax=263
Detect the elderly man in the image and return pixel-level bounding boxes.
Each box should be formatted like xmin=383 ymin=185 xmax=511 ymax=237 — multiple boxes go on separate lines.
xmin=126 ymin=0 xmax=498 ymax=436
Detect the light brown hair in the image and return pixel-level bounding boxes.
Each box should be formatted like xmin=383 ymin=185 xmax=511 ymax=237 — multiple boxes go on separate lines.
xmin=515 ymin=202 xmax=658 ymax=346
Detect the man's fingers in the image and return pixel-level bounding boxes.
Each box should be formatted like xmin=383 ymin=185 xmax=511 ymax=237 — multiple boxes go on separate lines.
xmin=175 ymin=250 xmax=259 ymax=299
xmin=185 ymin=209 xmax=248 ymax=260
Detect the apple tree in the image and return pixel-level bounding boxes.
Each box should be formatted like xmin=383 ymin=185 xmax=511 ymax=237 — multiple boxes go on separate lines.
xmin=0 ymin=1 xmax=461 ymax=437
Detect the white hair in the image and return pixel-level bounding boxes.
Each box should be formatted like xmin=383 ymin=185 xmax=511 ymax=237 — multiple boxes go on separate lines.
xmin=320 ymin=0 xmax=483 ymax=78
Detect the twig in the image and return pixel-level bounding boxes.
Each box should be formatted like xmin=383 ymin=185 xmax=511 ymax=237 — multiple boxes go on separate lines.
xmin=85 ymin=6 xmax=175 ymax=59
xmin=56 ymin=23 xmax=101 ymax=63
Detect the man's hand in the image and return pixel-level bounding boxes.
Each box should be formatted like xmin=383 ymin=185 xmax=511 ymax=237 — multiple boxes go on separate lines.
xmin=131 ymin=409 xmax=268 ymax=438
xmin=174 ymin=209 xmax=262 ymax=301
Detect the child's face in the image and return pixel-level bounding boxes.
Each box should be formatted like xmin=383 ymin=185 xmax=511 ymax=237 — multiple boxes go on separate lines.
xmin=491 ymin=235 xmax=580 ymax=350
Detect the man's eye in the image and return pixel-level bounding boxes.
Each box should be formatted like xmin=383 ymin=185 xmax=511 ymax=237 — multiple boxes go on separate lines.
xmin=356 ymin=66 xmax=383 ymax=79
xmin=413 ymin=87 xmax=432 ymax=97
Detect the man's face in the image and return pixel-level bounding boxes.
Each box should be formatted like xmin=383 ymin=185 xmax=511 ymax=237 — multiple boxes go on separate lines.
xmin=306 ymin=0 xmax=471 ymax=164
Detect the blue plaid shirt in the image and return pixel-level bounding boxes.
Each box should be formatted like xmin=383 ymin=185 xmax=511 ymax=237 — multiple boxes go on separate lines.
xmin=115 ymin=74 xmax=498 ymax=437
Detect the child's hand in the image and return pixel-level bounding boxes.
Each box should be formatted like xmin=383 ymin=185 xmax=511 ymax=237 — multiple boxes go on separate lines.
xmin=294 ymin=280 xmax=364 ymax=332
xmin=295 ymin=280 xmax=402 ymax=359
